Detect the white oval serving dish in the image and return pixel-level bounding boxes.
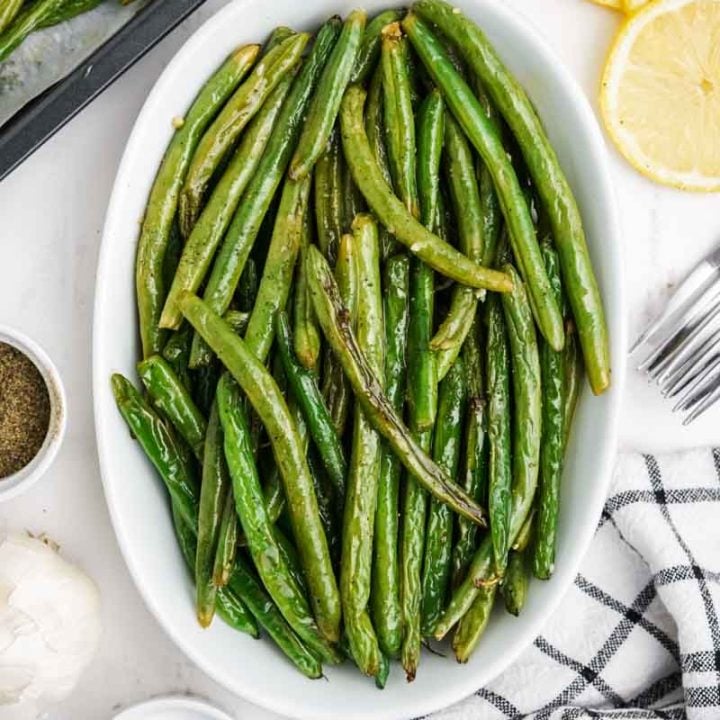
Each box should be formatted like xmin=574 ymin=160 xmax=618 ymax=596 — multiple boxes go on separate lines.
xmin=93 ymin=1 xmax=626 ymax=718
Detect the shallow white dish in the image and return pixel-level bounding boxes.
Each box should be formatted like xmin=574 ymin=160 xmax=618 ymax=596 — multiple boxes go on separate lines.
xmin=93 ymin=1 xmax=626 ymax=718
xmin=113 ymin=695 xmax=234 ymax=720
xmin=0 ymin=325 xmax=66 ymax=501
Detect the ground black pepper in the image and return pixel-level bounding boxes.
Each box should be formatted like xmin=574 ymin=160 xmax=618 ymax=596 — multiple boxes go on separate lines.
xmin=0 ymin=342 xmax=51 ymax=478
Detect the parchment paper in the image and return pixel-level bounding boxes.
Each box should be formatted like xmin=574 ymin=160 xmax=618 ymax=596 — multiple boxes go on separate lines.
xmin=0 ymin=1 xmax=144 ymax=127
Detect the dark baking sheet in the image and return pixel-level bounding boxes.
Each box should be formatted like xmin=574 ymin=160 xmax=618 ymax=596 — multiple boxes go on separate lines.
xmin=0 ymin=0 xmax=208 ymax=182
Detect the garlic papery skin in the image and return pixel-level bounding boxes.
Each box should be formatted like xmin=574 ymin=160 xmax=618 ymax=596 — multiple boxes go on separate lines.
xmin=0 ymin=533 xmax=101 ymax=714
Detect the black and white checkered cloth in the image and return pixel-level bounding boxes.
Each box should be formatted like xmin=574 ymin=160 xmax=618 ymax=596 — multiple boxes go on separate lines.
xmin=432 ymin=448 xmax=720 ymax=720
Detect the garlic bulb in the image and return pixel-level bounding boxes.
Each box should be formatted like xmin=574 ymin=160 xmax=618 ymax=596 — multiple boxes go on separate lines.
xmin=0 ymin=533 xmax=101 ymax=715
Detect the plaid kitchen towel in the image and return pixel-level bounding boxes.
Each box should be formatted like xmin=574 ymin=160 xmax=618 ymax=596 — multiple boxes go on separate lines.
xmin=432 ymin=448 xmax=720 ymax=720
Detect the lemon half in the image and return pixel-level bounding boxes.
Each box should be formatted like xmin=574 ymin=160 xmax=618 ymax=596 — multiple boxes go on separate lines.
xmin=601 ymin=0 xmax=720 ymax=191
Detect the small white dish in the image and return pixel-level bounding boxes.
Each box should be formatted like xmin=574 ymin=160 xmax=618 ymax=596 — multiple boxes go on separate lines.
xmin=113 ymin=696 xmax=234 ymax=720
xmin=0 ymin=325 xmax=66 ymax=501
xmin=93 ymin=1 xmax=626 ymax=718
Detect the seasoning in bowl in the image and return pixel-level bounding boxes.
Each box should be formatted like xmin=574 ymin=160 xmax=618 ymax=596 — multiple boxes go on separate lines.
xmin=0 ymin=342 xmax=51 ymax=479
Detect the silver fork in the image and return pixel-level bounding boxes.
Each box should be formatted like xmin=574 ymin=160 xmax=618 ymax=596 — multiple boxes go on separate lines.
xmin=631 ymin=244 xmax=720 ymax=425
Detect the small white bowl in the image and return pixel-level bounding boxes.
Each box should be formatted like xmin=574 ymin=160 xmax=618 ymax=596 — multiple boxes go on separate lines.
xmin=113 ymin=695 xmax=234 ymax=720
xmin=0 ymin=326 xmax=66 ymax=501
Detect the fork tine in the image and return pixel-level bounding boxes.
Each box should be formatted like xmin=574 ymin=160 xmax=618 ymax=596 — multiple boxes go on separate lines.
xmin=656 ymin=331 xmax=720 ymax=393
xmin=672 ymin=355 xmax=720 ymax=409
xmin=636 ymin=279 xmax=720 ymax=372
xmin=631 ymin=266 xmax=720 ymax=357
xmin=652 ymin=301 xmax=720 ymax=383
xmin=682 ymin=380 xmax=720 ymax=425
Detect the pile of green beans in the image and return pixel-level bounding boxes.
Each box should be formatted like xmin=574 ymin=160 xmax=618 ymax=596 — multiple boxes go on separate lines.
xmin=116 ymin=0 xmax=605 ymax=684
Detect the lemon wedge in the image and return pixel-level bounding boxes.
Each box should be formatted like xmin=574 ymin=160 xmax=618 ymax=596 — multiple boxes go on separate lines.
xmin=600 ymin=0 xmax=720 ymax=191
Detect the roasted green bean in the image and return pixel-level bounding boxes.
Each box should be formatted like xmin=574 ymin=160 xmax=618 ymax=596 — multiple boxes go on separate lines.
xmin=179 ymin=293 xmax=341 ymax=643
xmin=290 ymin=10 xmax=366 ymax=180
xmin=402 ymin=13 xmax=564 ymax=352
xmin=341 ymin=213 xmax=385 ymax=678
xmin=372 ymin=254 xmax=409 ymax=659
xmin=195 ymin=400 xmax=229 ymax=627
xmin=190 ymin=18 xmax=342 ymax=367
xmin=179 ymin=33 xmax=309 ymax=233
xmin=413 ymin=0 xmax=609 ymax=392
xmin=340 ymin=86 xmax=512 ymax=293
xmin=421 ymin=356 xmax=467 ymax=635
xmin=136 ymin=44 xmax=259 ymax=357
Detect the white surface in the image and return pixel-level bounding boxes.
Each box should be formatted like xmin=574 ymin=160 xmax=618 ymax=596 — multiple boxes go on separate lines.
xmin=113 ymin=695 xmax=234 ymax=720
xmin=93 ymin=0 xmax=623 ymax=718
xmin=0 ymin=1 xmax=717 ymax=719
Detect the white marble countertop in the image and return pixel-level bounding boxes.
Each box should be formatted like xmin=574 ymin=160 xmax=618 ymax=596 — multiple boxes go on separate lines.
xmin=1 ymin=0 xmax=719 ymax=717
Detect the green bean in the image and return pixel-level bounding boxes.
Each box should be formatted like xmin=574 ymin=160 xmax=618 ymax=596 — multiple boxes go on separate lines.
xmin=264 ymin=26 xmax=294 ymax=50
xmin=341 ymin=213 xmax=385 ymax=678
xmin=339 ymin=86 xmax=512 ymax=293
xmin=195 ymin=400 xmax=229 ymax=627
xmin=306 ymin=246 xmax=487 ymax=526
xmin=321 ymin=232 xmax=358 ymax=436
xmin=0 ymin=0 xmax=23 ymax=34
xmin=171 ymin=505 xmax=259 ymax=639
xmin=235 ymin=257 xmax=259 ymax=313
xmin=224 ymin=310 xmax=250 ymax=335
xmin=215 ymin=581 xmax=258 ymax=637
xmin=381 ymin=22 xmax=419 ymax=219
xmin=563 ymin=321 xmax=583 ymax=451
xmin=244 ymin=174 xmax=312 ymax=362
xmin=533 ymin=244 xmax=565 ymax=580
xmin=179 ymin=34 xmax=309 ymax=234
xmin=408 ymin=89 xmax=443 ymax=433
xmin=0 ymin=0 xmax=67 ymax=60
xmin=416 ymin=89 xmax=444 ymax=232
xmin=365 ymin=67 xmax=395 ymax=260
xmin=402 ymin=13 xmax=564 ymax=352
xmin=414 ymin=0 xmax=610 ymax=392
xmin=294 ymin=242 xmax=322 ymax=372
xmin=178 ymin=293 xmax=342 ymax=643
xmin=503 ymin=550 xmax=529 ymax=616
xmin=314 ymin=128 xmax=344 ymax=265
xmin=421 ymin=355 xmax=467 ymax=635
xmin=514 ymin=510 xmax=535 ymax=553
xmin=136 ymin=44 xmax=259 ymax=357
xmin=451 ymin=313 xmax=488 ymax=588
xmin=162 ymin=326 xmax=193 ymax=391
xmin=212 ymin=489 xmax=238 ymax=588
xmin=350 ymin=9 xmax=404 ymax=84
xmin=452 ymin=583 xmax=497 ymax=662
xmin=190 ymin=362 xmax=219 ymax=416
xmin=216 ymin=374 xmax=338 ymax=662
xmin=289 ymin=10 xmax=366 ymax=180
xmin=501 ymin=263 xmax=541 ymax=560
xmin=111 ymin=374 xmax=198 ymax=531
xmin=229 ymin=558 xmax=324 ymax=678
xmin=190 ymin=18 xmax=342 ymax=367
xmin=485 ymin=294 xmax=512 ymax=572
xmin=472 ymin=76 xmax=504 ymax=269
xmin=137 ymin=355 xmax=207 ymax=461
xmin=159 ymin=74 xmax=294 ymax=330
xmin=400 ymin=423 xmax=431 ymax=682
xmin=372 ymin=254 xmax=409 ymax=659
xmin=39 ymin=0 xmax=104 ymax=28
xmin=341 ymin=157 xmax=365 ymax=232
xmin=431 ymin=114 xmax=484 ymax=371
xmin=275 ymin=311 xmax=346 ymax=502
